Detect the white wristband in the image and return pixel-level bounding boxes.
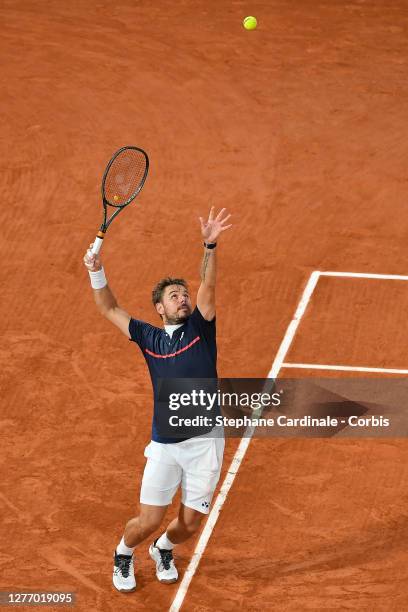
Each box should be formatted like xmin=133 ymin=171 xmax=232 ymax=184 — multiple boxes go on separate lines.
xmin=88 ymin=267 xmax=107 ymax=289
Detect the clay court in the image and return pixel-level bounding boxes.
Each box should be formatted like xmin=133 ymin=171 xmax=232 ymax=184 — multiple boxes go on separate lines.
xmin=2 ymin=0 xmax=408 ymax=610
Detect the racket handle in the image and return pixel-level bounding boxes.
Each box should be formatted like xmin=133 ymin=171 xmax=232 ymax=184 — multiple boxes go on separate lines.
xmin=91 ymin=233 xmax=105 ymax=255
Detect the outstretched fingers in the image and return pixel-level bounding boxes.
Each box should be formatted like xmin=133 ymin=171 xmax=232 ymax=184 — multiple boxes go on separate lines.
xmin=215 ymin=207 xmax=226 ymax=221
xmin=220 ymin=224 xmax=232 ymax=232
xmin=220 ymin=213 xmax=232 ymax=225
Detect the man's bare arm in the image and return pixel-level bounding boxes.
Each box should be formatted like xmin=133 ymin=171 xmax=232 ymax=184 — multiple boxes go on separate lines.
xmin=197 ymin=245 xmax=217 ymax=320
xmin=197 ymin=207 xmax=232 ymax=321
xmin=93 ymin=285 xmax=131 ymax=338
xmin=83 ymin=246 xmax=131 ymax=338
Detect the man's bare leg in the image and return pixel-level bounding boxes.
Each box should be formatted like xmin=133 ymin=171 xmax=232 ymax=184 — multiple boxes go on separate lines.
xmin=165 ymin=503 xmax=205 ymax=544
xmin=149 ymin=504 xmax=205 ymax=584
xmin=121 ymin=503 xmax=169 ymax=548
xmin=113 ymin=504 xmax=168 ymax=592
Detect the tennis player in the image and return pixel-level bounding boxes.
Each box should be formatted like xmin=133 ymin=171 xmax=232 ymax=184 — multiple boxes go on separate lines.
xmin=83 ymin=207 xmax=231 ymax=592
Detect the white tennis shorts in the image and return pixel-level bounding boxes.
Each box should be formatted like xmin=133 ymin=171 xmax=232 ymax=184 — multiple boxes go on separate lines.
xmin=140 ymin=434 xmax=225 ymax=514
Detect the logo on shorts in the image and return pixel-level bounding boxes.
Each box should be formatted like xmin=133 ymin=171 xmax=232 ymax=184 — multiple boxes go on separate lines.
xmin=201 ymin=501 xmax=210 ymax=509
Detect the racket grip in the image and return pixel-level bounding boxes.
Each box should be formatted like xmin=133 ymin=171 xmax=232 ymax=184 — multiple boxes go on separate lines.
xmin=91 ymin=234 xmax=104 ymax=255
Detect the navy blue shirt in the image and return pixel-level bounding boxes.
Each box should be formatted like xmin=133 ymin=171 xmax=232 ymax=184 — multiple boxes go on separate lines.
xmin=129 ymin=306 xmax=217 ymax=443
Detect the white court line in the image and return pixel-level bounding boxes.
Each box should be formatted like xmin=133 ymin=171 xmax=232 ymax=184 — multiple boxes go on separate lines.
xmin=169 ymin=271 xmax=320 ymax=612
xmin=267 ymin=271 xmax=321 ymax=379
xmin=320 ymin=271 xmax=408 ymax=281
xmin=282 ymin=362 xmax=408 ymax=374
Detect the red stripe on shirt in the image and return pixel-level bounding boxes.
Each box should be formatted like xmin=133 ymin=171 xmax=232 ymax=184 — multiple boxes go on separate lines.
xmin=145 ymin=335 xmax=201 ymax=359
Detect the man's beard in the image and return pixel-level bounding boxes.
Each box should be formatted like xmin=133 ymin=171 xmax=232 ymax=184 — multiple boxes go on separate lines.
xmin=165 ymin=307 xmax=191 ymax=324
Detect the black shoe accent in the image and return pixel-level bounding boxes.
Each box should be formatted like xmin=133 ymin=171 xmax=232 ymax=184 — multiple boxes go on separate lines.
xmin=114 ymin=550 xmax=133 ymax=578
xmin=153 ymin=540 xmax=174 ymax=571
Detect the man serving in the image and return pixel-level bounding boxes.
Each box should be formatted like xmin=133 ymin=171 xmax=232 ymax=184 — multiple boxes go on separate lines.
xmin=83 ymin=207 xmax=231 ymax=592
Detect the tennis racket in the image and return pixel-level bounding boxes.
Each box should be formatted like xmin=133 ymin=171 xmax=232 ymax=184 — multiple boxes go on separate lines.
xmin=91 ymin=145 xmax=149 ymax=254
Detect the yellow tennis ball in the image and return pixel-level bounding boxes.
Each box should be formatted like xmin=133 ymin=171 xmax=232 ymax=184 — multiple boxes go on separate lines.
xmin=243 ymin=15 xmax=257 ymax=30
xmin=113 ymin=194 xmax=119 ymax=202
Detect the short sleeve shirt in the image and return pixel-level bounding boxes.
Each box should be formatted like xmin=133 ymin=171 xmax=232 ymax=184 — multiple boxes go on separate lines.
xmin=129 ymin=306 xmax=217 ymax=443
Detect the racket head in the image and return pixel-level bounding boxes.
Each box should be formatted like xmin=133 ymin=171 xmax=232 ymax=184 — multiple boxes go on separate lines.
xmin=102 ymin=146 xmax=149 ymax=208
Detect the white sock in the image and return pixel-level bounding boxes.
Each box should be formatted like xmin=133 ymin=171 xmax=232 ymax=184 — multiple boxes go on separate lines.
xmin=156 ymin=532 xmax=175 ymax=550
xmin=116 ymin=536 xmax=135 ymax=556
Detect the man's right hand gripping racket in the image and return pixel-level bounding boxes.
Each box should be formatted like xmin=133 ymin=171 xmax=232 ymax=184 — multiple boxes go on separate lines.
xmin=91 ymin=146 xmax=149 ymax=255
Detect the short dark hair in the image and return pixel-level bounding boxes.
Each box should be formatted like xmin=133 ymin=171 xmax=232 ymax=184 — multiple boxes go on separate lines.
xmin=152 ymin=277 xmax=189 ymax=306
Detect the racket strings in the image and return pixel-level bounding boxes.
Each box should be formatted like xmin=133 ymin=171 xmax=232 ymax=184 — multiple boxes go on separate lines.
xmin=104 ymin=149 xmax=147 ymax=206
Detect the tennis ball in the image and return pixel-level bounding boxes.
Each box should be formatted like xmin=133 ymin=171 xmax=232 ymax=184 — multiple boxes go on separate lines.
xmin=113 ymin=194 xmax=119 ymax=202
xmin=243 ymin=15 xmax=257 ymax=30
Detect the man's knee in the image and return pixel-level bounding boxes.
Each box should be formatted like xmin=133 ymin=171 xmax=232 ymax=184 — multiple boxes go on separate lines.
xmin=181 ymin=511 xmax=204 ymax=534
xmin=125 ymin=511 xmax=164 ymax=538
xmin=139 ymin=514 xmax=163 ymax=534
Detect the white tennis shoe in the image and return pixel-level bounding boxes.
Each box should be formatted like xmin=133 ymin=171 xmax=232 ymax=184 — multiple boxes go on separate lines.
xmin=113 ymin=550 xmax=136 ymax=592
xmin=149 ymin=540 xmax=178 ymax=584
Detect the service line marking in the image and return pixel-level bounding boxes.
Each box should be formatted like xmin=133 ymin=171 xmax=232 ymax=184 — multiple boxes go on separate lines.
xmin=319 ymin=271 xmax=408 ymax=281
xmin=169 ymin=271 xmax=321 ymax=612
xmin=282 ymin=362 xmax=408 ymax=374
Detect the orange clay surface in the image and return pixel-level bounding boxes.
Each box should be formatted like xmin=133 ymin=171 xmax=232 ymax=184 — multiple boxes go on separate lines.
xmin=2 ymin=0 xmax=408 ymax=610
